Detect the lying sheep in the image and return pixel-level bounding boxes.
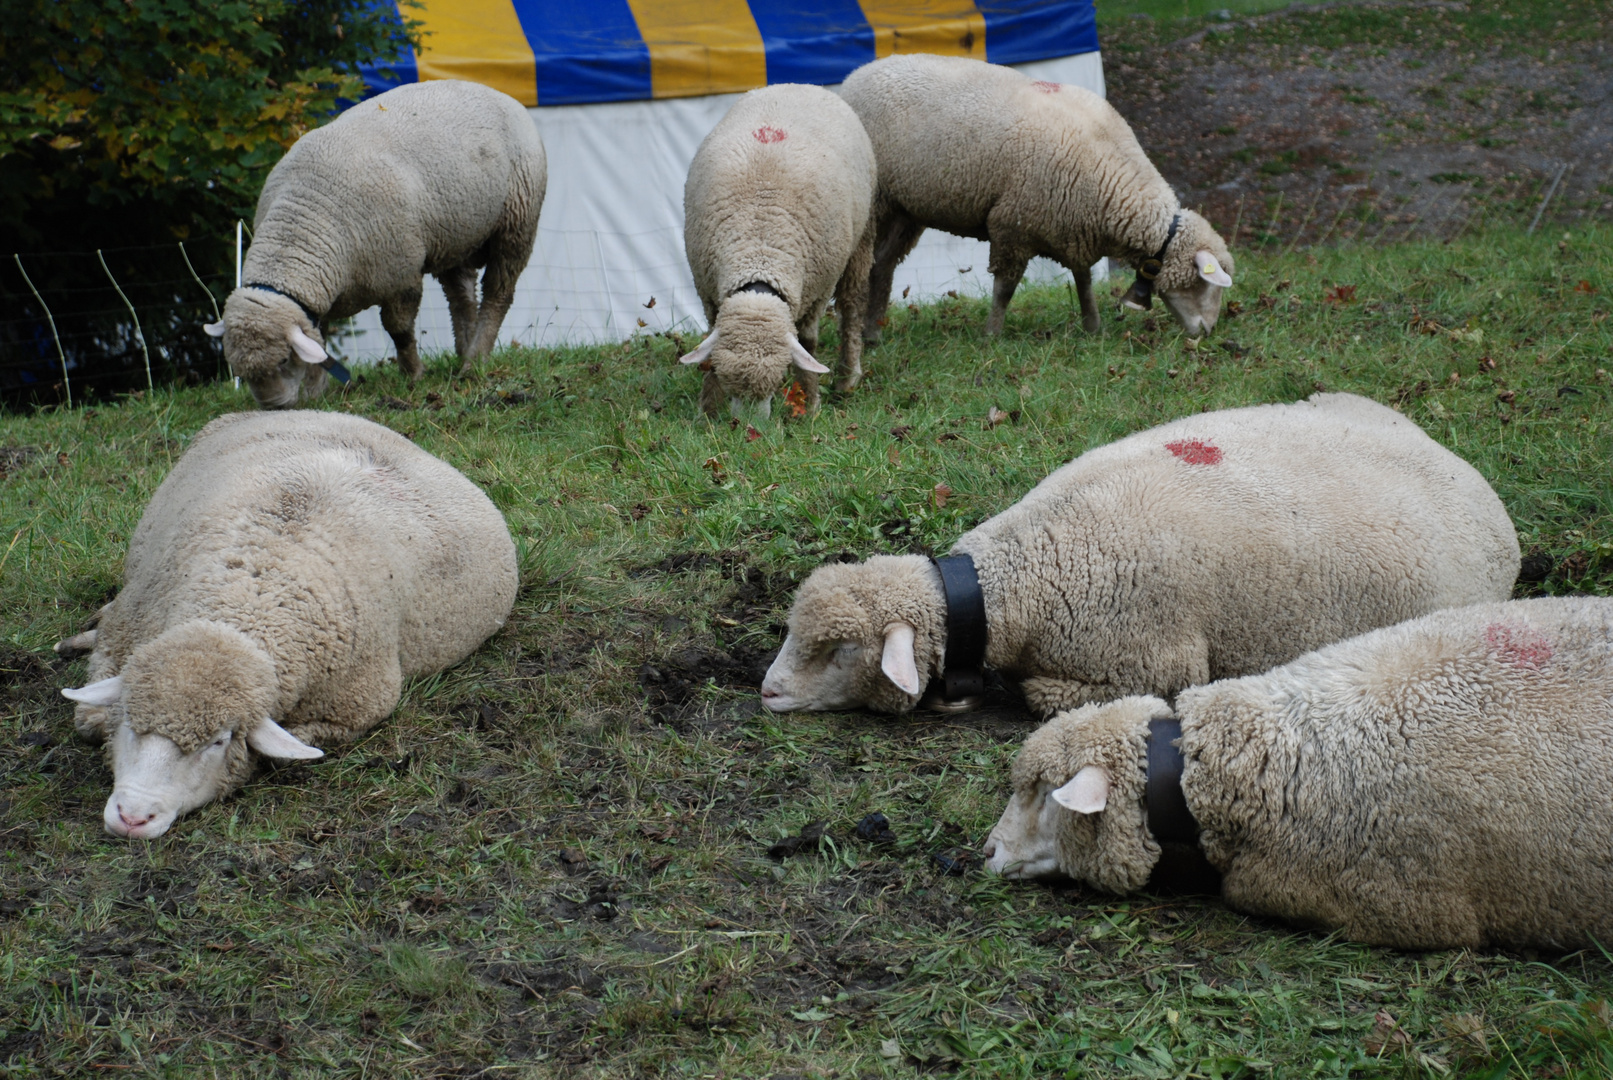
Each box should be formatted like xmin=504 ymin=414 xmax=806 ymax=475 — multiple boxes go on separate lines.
xmin=983 ymin=596 xmax=1613 ymax=951
xmin=760 ymin=393 xmax=1519 ymax=717
xmin=839 ymin=54 xmax=1233 ymax=340
xmin=62 ymin=411 xmax=518 ymax=838
xmin=680 ymin=83 xmax=877 ymax=418
xmin=204 ymin=80 xmax=547 ymax=408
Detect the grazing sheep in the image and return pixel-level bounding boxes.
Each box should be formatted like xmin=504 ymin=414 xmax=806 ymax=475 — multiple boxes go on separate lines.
xmin=982 ymin=596 xmax=1613 ymax=951
xmin=839 ymin=53 xmax=1233 ymax=340
xmin=679 ymin=83 xmax=877 ymax=418
xmin=204 ymin=80 xmax=547 ymax=408
xmin=760 ymin=393 xmax=1519 ymax=717
xmin=62 ymin=411 xmax=518 ymax=838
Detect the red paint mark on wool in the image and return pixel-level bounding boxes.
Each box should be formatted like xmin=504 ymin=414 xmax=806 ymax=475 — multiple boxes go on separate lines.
xmin=1165 ymin=439 xmax=1223 ymax=465
xmin=753 ymin=125 xmax=788 ymax=143
xmin=1485 ymin=623 xmax=1553 ymax=669
xmin=1032 ymin=81 xmax=1061 ymax=93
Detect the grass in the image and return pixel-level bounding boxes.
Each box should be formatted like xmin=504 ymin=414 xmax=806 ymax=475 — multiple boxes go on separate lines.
xmin=1 ymin=223 xmax=1611 ymax=1078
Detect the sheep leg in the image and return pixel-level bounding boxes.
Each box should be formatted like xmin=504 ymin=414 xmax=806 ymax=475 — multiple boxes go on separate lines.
xmin=438 ymin=265 xmax=480 ymax=358
xmin=985 ymin=251 xmax=1029 ymax=337
xmin=380 ymin=288 xmax=424 ymax=380
xmin=864 ymin=209 xmax=925 ymax=346
xmin=697 ymin=370 xmax=725 ymax=418
xmin=1020 ymin=676 xmax=1124 ymax=718
xmin=1074 ymin=264 xmax=1101 ymax=333
xmin=462 ymin=241 xmax=526 ymax=374
xmin=833 ymin=222 xmax=875 ymax=393
xmin=796 ymin=312 xmax=824 ymax=413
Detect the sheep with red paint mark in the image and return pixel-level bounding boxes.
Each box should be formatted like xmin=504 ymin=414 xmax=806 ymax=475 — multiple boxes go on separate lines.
xmin=680 ymin=84 xmax=878 ymax=418
xmin=760 ymin=393 xmax=1520 ymax=717
xmin=983 ymin=595 xmax=1613 ymax=951
xmin=841 ymin=53 xmax=1234 ymax=340
xmin=61 ymin=411 xmax=517 ymax=839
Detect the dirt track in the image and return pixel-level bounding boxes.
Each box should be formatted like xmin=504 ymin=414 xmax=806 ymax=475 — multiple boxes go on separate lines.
xmin=1107 ymin=5 xmax=1612 ymax=246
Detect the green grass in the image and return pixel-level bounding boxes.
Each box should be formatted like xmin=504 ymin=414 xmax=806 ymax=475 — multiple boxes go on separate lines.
xmin=2 ymin=223 xmax=1611 ymax=1077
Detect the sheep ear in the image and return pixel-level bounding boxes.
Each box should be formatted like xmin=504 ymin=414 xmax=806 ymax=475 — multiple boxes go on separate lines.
xmin=1051 ymin=765 xmax=1110 ymax=814
xmin=203 ymin=320 xmax=226 ymax=338
xmin=788 ymin=337 xmax=831 ymax=375
xmin=286 ymin=325 xmax=329 ymax=365
xmin=679 ymin=330 xmax=718 ymax=365
xmin=62 ymin=674 xmax=124 ymax=706
xmin=1194 ymin=250 xmax=1233 ymax=287
xmin=880 ymin=622 xmax=921 ymax=696
xmin=246 ymin=717 xmax=324 ymax=760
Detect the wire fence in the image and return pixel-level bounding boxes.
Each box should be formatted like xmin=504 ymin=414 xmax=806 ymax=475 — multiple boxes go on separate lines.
xmin=1 ymin=239 xmax=238 ymax=409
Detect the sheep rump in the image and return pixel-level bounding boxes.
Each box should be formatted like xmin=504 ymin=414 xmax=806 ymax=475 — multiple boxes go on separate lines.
xmin=214 ymin=80 xmax=546 ymax=408
xmin=68 ymin=410 xmax=518 ymax=837
xmin=760 ymin=393 xmax=1519 ymax=717
xmin=840 ymin=53 xmax=1234 ymax=339
xmin=987 ymin=596 xmax=1613 ymax=951
xmin=681 ymin=83 xmax=877 ymax=417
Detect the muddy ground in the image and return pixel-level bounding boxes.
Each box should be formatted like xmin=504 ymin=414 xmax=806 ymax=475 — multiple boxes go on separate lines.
xmin=1106 ymin=2 xmax=1612 ymax=246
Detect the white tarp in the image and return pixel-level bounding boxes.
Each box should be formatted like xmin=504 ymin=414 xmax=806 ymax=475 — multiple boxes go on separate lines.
xmin=335 ymin=51 xmax=1105 ymax=360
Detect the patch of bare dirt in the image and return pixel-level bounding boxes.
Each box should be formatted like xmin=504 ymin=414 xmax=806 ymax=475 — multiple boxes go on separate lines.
xmin=1109 ymin=15 xmax=1612 ymax=245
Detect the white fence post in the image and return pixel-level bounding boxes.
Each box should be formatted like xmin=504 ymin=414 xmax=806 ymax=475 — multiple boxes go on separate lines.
xmin=13 ymin=253 xmax=71 ymax=408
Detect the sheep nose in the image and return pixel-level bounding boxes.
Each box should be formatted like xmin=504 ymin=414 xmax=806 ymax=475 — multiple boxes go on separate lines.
xmin=981 ymin=839 xmax=997 ymax=859
xmin=118 ymin=806 xmax=153 ymax=829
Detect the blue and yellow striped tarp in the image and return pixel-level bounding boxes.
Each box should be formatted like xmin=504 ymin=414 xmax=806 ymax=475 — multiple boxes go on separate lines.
xmin=361 ymin=0 xmax=1098 ymax=106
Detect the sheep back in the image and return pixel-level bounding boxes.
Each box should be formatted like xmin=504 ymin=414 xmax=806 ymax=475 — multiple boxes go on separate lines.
xmin=840 ymin=53 xmax=1174 ymax=268
xmin=684 ymin=83 xmax=876 ymax=322
xmin=954 ymin=392 xmax=1519 ymax=707
xmin=90 ymin=410 xmax=517 ymax=742
xmin=248 ymin=80 xmax=547 ymax=320
xmin=1177 ymin=596 xmax=1613 ymax=951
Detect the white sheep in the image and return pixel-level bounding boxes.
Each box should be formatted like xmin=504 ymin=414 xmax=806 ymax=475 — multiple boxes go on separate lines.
xmin=679 ymin=83 xmax=877 ymax=418
xmin=61 ymin=410 xmax=518 ymax=838
xmin=839 ymin=53 xmax=1233 ymax=340
xmin=204 ymin=80 xmax=547 ymax=408
xmin=760 ymin=393 xmax=1519 ymax=717
xmin=982 ymin=596 xmax=1613 ymax=951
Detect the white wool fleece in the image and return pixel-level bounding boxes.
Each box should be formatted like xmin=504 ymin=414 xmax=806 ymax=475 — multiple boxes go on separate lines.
xmin=762 ymin=393 xmax=1519 ymax=717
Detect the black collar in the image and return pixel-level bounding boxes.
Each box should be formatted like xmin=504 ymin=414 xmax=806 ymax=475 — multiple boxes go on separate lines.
xmin=1120 ymin=212 xmax=1182 ymax=312
xmin=1145 ymin=715 xmax=1198 ymax=843
xmin=925 ymin=554 xmax=987 ymax=709
xmin=730 ymin=280 xmax=786 ymax=304
xmin=243 ymin=282 xmax=325 ymax=326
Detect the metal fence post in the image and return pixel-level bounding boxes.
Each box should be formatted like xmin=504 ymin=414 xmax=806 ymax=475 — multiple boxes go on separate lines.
xmin=97 ymin=249 xmax=153 ymax=393
xmin=13 ymin=253 xmax=71 ymax=408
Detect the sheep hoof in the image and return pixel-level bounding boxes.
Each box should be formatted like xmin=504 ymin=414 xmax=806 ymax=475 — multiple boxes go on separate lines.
xmin=55 ymin=630 xmax=97 ymax=658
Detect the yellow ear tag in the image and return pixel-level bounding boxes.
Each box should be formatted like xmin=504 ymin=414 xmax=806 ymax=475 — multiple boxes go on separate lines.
xmin=1201 ymin=259 xmax=1220 ymax=277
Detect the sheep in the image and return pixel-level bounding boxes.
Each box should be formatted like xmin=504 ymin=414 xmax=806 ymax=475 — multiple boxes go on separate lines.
xmin=982 ymin=596 xmax=1613 ymax=951
xmin=759 ymin=393 xmax=1519 ymax=717
xmin=203 ymin=80 xmax=547 ymax=409
xmin=839 ymin=53 xmax=1234 ymax=341
xmin=60 ymin=410 xmax=518 ymax=839
xmin=679 ymin=83 xmax=877 ymax=418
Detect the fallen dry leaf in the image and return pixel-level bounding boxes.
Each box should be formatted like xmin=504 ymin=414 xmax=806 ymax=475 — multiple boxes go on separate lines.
xmin=986 ymin=406 xmax=1009 ymax=428
xmin=1574 ymin=279 xmax=1598 ymax=295
xmin=643 ymin=296 xmax=657 ymax=308
xmin=1365 ymin=1011 xmax=1413 ymax=1057
xmin=932 ymin=483 xmax=952 ymax=508
xmin=745 ymin=425 xmax=761 ymax=442
xmin=783 ymin=381 xmax=809 ymax=418
xmin=1323 ymin=283 xmax=1358 ymax=305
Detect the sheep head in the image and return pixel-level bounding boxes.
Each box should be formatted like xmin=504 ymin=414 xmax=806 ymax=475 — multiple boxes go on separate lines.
xmin=208 ymin=289 xmax=331 ymax=409
xmin=1153 ymin=210 xmax=1235 ymax=337
xmin=982 ymin=696 xmax=1165 ymax=891
xmin=62 ymin=620 xmax=322 ymax=839
xmin=681 ymin=291 xmax=828 ymax=420
xmin=760 ymin=555 xmax=942 ymax=714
